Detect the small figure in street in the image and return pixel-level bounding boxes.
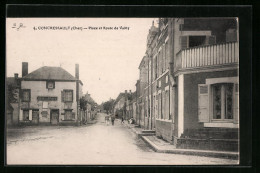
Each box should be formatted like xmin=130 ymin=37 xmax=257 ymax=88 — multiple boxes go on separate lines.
xmin=111 ymin=115 xmax=115 ymax=126
xmin=105 ymin=115 xmax=110 ymax=126
xmin=121 ymin=117 xmax=124 ymax=124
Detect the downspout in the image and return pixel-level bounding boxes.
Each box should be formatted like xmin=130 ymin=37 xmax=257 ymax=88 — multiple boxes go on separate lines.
xmin=147 ymin=54 xmax=149 ymax=130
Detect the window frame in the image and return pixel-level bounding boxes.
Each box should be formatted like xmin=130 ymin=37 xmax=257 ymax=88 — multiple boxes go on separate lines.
xmin=63 ymin=90 xmax=73 ymax=102
xmin=46 ymin=81 xmax=55 ymax=89
xmin=64 ymin=109 xmax=74 ymax=120
xmin=210 ymin=83 xmax=235 ymax=122
xmin=21 ymin=89 xmax=31 ymax=102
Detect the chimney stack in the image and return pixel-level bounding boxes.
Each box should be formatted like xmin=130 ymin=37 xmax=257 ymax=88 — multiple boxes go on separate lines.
xmin=22 ymin=62 xmax=28 ymax=77
xmin=75 ymin=64 xmax=79 ymax=79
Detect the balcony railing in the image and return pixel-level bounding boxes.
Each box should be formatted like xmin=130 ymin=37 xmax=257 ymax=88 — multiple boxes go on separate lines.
xmin=175 ymin=41 xmax=239 ymax=72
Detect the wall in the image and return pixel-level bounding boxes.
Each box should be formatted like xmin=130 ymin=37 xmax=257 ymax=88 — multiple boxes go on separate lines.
xmin=155 ymin=120 xmax=173 ymax=142
xmin=20 ymin=81 xmax=77 ymax=124
xmin=183 ymin=69 xmax=238 ymax=131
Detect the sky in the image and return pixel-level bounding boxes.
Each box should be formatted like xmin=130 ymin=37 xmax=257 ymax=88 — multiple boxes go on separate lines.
xmin=6 ymin=18 xmax=157 ymax=104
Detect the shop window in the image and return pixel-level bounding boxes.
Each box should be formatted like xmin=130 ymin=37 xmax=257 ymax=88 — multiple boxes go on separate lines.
xmin=64 ymin=110 xmax=74 ymax=120
xmin=21 ymin=89 xmax=30 ymax=102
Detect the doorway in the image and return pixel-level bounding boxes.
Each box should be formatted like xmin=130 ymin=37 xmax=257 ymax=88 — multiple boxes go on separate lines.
xmin=50 ymin=109 xmax=59 ymax=125
xmin=32 ymin=110 xmax=39 ymax=124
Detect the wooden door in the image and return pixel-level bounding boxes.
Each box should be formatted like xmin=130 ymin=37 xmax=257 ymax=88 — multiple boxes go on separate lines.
xmin=32 ymin=110 xmax=39 ymax=124
xmin=51 ymin=109 xmax=59 ymax=125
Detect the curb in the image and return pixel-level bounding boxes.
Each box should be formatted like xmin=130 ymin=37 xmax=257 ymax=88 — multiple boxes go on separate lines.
xmin=123 ymin=124 xmax=238 ymax=160
xmin=141 ymin=136 xmax=239 ymax=160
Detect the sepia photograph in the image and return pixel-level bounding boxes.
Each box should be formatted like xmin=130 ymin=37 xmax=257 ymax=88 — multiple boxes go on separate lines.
xmin=5 ymin=17 xmax=240 ymax=165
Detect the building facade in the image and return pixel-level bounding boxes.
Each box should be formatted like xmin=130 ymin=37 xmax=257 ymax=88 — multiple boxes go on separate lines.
xmin=18 ymin=62 xmax=83 ymax=125
xmin=135 ymin=18 xmax=239 ymax=151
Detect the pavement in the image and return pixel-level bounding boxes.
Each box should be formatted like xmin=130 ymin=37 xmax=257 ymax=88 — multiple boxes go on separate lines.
xmin=122 ymin=121 xmax=239 ymax=160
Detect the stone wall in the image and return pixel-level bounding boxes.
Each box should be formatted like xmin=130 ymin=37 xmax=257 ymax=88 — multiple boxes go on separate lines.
xmin=155 ymin=119 xmax=173 ymax=142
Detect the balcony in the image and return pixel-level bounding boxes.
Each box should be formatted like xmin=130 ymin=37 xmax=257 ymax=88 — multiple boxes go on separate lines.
xmin=174 ymin=41 xmax=239 ymax=73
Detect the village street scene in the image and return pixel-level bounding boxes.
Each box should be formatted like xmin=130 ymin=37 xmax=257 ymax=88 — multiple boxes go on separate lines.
xmin=6 ymin=18 xmax=239 ymax=165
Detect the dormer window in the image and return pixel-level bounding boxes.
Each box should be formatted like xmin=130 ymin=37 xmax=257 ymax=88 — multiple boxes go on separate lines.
xmin=46 ymin=81 xmax=55 ymax=89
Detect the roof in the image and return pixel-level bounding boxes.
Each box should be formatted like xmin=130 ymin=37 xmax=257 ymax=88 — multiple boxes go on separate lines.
xmin=114 ymin=93 xmax=125 ymax=105
xmin=6 ymin=77 xmax=20 ymax=88
xmin=22 ymin=66 xmax=82 ymax=84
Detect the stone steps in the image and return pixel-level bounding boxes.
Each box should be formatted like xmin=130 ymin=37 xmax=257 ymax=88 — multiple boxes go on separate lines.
xmin=142 ymin=130 xmax=156 ymax=134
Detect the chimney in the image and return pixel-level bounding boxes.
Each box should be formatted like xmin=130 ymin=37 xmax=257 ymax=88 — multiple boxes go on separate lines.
xmin=14 ymin=73 xmax=18 ymax=79
xmin=75 ymin=64 xmax=79 ymax=79
xmin=129 ymin=90 xmax=132 ymax=94
xmin=22 ymin=62 xmax=28 ymax=77
xmin=125 ymin=90 xmax=128 ymax=100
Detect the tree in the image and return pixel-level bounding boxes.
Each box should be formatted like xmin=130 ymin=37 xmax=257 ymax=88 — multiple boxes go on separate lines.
xmin=103 ymin=99 xmax=114 ymax=114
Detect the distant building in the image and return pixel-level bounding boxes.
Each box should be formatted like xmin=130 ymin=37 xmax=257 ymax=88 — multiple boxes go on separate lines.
xmin=6 ymin=73 xmax=20 ymax=126
xmin=17 ymin=62 xmax=83 ymax=125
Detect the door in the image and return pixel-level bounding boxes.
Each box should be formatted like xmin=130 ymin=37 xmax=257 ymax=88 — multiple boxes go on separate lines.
xmin=32 ymin=110 xmax=39 ymax=124
xmin=51 ymin=109 xmax=59 ymax=125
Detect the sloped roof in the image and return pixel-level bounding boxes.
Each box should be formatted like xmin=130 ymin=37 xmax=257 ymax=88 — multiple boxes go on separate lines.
xmin=6 ymin=77 xmax=16 ymax=86
xmin=114 ymin=93 xmax=125 ymax=105
xmin=23 ymin=66 xmax=77 ymax=81
xmin=6 ymin=77 xmax=20 ymax=88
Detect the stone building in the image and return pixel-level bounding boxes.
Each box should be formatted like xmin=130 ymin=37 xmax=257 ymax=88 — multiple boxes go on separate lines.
xmin=17 ymin=62 xmax=83 ymax=125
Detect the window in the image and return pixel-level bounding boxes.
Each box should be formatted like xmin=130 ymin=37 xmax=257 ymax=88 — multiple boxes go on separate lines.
xmin=64 ymin=110 xmax=75 ymax=120
xmin=46 ymin=81 xmax=55 ymax=89
xmin=22 ymin=89 xmax=30 ymax=102
xmin=212 ymin=83 xmax=233 ymax=120
xmin=165 ymin=90 xmax=169 ymax=119
xmin=198 ymin=80 xmax=239 ymax=124
xmin=62 ymin=90 xmax=73 ymax=102
xmin=23 ymin=110 xmax=29 ymax=120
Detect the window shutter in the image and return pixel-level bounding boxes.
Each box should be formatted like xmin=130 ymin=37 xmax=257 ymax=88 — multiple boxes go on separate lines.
xmin=61 ymin=114 xmax=65 ymax=120
xmin=180 ymin=36 xmax=188 ymax=50
xmin=29 ymin=110 xmax=32 ymax=120
xmin=19 ymin=109 xmax=23 ymax=121
xmin=233 ymin=83 xmax=239 ymax=124
xmin=198 ymin=84 xmax=209 ymax=122
xmin=165 ymin=90 xmax=169 ymax=120
xmin=61 ymin=91 xmax=64 ymax=102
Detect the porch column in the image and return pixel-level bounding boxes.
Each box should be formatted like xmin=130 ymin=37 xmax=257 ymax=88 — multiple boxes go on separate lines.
xmin=178 ymin=74 xmax=184 ymax=137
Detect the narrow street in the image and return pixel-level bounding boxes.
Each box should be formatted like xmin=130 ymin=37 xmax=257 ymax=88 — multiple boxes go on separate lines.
xmin=6 ymin=113 xmax=238 ymax=165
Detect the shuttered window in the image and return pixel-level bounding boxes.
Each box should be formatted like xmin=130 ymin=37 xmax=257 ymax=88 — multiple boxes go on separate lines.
xmin=165 ymin=41 xmax=169 ymax=69
xmin=233 ymin=83 xmax=239 ymax=124
xmin=198 ymin=84 xmax=209 ymax=122
xmin=158 ymin=93 xmax=161 ymax=119
xmin=22 ymin=89 xmax=31 ymax=102
xmin=180 ymin=36 xmax=188 ymax=50
xmin=165 ymin=90 xmax=169 ymax=119
xmin=212 ymin=83 xmax=234 ymax=120
xmin=64 ymin=110 xmax=74 ymax=120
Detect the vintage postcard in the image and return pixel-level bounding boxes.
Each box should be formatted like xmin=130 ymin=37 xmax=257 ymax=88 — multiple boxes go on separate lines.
xmin=6 ymin=17 xmax=239 ymax=165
